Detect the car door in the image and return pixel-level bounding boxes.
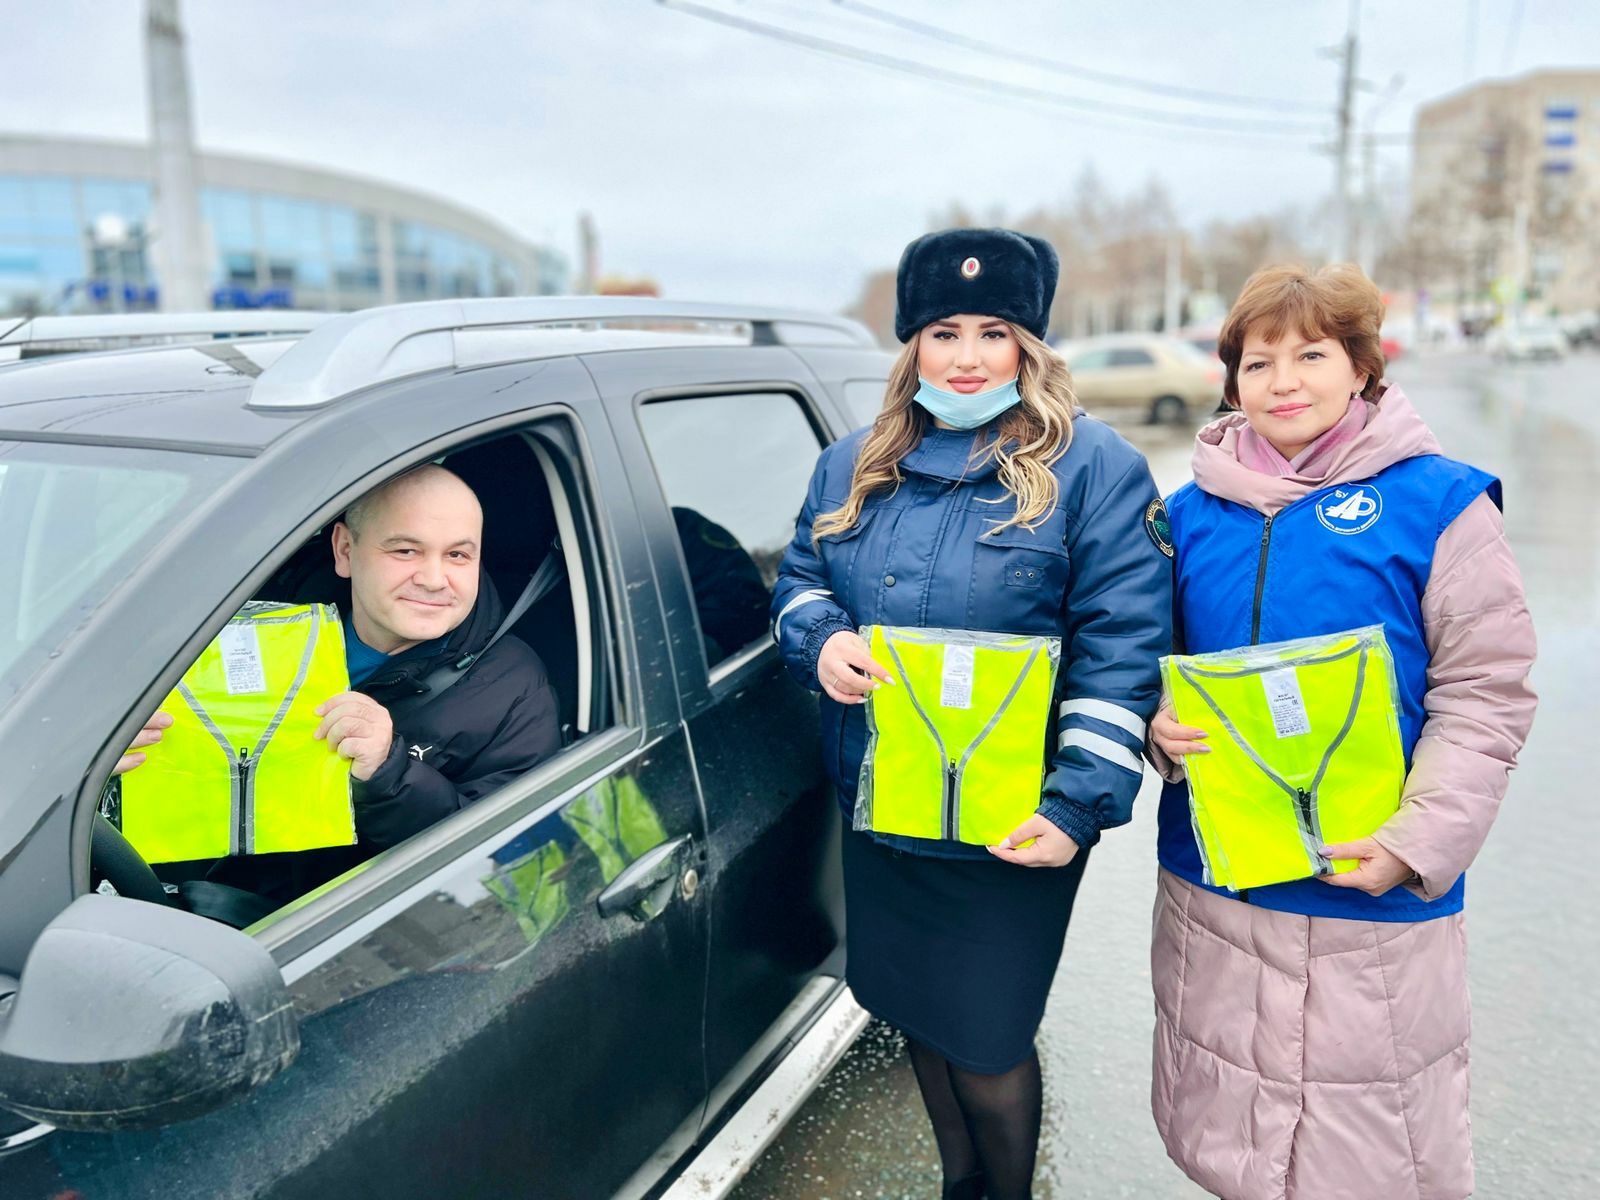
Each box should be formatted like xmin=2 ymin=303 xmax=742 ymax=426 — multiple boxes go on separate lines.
xmin=583 ymin=346 xmax=847 ymax=1121
xmin=0 ymin=366 xmax=709 ymax=1200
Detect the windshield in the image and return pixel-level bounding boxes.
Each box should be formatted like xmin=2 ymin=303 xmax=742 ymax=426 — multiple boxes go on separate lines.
xmin=0 ymin=441 xmax=237 ymax=701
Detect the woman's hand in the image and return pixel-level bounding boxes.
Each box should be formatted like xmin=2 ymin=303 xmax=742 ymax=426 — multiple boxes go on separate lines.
xmin=1317 ymin=837 xmax=1416 ymax=896
xmin=1151 ymin=702 xmax=1209 ymax=759
xmin=816 ymin=630 xmax=894 ymax=705
xmin=987 ymin=814 xmax=1081 ymax=868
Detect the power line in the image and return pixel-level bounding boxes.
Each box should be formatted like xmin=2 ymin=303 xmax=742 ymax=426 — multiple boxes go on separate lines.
xmin=658 ymin=0 xmax=1328 ymax=140
xmin=830 ymin=0 xmax=1328 ymax=115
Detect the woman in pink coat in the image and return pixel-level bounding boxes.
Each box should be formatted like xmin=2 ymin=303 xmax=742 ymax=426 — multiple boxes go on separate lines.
xmin=1148 ymin=263 xmax=1537 ymax=1200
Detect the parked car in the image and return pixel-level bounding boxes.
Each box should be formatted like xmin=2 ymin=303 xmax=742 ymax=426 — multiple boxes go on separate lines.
xmin=0 ymin=299 xmax=888 ymax=1200
xmin=1056 ymin=334 xmax=1223 ymax=425
xmin=1486 ymin=321 xmax=1568 ymax=362
xmin=1175 ymin=325 xmax=1220 ymax=359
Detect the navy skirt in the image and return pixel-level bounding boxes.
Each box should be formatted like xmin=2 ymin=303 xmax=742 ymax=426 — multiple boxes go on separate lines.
xmin=841 ymin=829 xmax=1090 ymax=1074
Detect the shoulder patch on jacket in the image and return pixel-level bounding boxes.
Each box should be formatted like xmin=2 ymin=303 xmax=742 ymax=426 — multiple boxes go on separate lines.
xmin=1145 ymin=498 xmax=1174 ymax=557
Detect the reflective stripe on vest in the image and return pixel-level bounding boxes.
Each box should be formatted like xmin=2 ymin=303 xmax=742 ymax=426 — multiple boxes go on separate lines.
xmin=1162 ymin=625 xmax=1405 ymax=892
xmin=858 ymin=625 xmax=1060 ymax=845
xmin=121 ymin=602 xmax=355 ymax=863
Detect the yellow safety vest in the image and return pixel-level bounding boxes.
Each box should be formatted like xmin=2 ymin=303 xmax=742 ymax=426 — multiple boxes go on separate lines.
xmin=858 ymin=625 xmax=1060 ymax=845
xmin=121 ymin=602 xmax=356 ymax=863
xmin=1162 ymin=624 xmax=1405 ymax=891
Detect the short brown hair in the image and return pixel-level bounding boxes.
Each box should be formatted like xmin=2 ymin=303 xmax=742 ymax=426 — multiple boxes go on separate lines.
xmin=1217 ymin=263 xmax=1386 ymax=408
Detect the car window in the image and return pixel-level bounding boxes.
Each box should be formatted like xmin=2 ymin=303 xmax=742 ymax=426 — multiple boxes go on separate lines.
xmin=1109 ymin=347 xmax=1156 ymax=368
xmin=94 ymin=422 xmax=616 ymax=927
xmin=0 ymin=442 xmax=235 ymax=702
xmin=637 ymin=391 xmax=825 ymax=667
xmin=1068 ymin=348 xmax=1112 ymax=370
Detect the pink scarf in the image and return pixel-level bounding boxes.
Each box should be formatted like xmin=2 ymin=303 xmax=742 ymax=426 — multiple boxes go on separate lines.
xmin=1235 ymin=396 xmax=1369 ymax=479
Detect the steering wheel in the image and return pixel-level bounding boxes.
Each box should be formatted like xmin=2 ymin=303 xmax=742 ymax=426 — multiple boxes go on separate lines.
xmin=90 ymin=815 xmax=283 ymax=929
xmin=90 ymin=812 xmax=176 ymax=906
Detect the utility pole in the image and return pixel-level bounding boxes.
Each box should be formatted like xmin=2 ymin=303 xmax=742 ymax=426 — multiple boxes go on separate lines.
xmin=1329 ymin=0 xmax=1360 ymax=263
xmin=145 ymin=0 xmax=210 ymax=311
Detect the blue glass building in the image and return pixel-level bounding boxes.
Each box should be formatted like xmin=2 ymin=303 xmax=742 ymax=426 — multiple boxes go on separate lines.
xmin=0 ymin=135 xmax=567 ymax=316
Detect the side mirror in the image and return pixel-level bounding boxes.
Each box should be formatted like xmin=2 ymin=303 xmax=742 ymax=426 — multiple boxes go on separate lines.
xmin=0 ymin=894 xmax=298 ymax=1132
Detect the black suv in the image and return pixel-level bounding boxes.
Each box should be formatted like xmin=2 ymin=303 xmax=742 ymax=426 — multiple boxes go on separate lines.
xmin=0 ymin=299 xmax=893 ymax=1199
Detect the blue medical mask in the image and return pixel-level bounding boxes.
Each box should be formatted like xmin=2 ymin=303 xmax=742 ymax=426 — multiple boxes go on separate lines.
xmin=914 ymin=375 xmax=1022 ymax=430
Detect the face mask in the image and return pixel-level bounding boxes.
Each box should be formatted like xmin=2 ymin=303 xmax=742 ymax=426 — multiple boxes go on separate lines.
xmin=914 ymin=375 xmax=1022 ymax=430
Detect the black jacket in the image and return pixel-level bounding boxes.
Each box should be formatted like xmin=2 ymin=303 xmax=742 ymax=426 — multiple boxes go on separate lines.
xmin=353 ymin=575 xmax=561 ymax=849
xmin=209 ymin=577 xmax=559 ymax=903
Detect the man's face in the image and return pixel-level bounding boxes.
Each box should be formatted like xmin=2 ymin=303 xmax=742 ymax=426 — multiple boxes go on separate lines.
xmin=332 ymin=473 xmax=483 ymax=655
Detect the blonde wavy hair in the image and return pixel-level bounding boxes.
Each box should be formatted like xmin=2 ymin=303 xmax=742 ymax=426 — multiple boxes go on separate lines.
xmin=812 ymin=323 xmax=1077 ymax=542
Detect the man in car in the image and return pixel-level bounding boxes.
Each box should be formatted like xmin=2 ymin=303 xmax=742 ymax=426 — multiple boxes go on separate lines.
xmin=120 ymin=464 xmax=561 ymax=896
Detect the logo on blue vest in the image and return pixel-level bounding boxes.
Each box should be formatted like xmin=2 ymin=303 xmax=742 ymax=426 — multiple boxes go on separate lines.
xmin=1315 ymin=485 xmax=1383 ymax=535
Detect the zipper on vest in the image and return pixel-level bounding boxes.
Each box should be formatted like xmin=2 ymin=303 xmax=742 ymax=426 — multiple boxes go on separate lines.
xmin=1249 ymin=515 xmax=1274 ymax=644
xmin=943 ymin=762 xmax=957 ymax=841
xmin=1295 ymin=787 xmax=1320 ymax=869
xmin=237 ymin=747 xmax=252 ymax=855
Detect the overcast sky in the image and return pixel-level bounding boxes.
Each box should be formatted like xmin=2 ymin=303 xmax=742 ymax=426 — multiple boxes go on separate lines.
xmin=3 ymin=1 xmax=1596 ymax=311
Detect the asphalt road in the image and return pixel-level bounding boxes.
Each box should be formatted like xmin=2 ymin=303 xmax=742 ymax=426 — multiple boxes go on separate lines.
xmin=733 ymin=349 xmax=1600 ymax=1200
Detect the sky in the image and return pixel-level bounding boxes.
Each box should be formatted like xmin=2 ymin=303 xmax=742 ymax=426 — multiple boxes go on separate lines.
xmin=3 ymin=0 xmax=1597 ymax=312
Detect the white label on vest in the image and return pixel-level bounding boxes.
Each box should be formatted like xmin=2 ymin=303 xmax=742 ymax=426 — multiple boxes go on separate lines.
xmin=219 ymin=624 xmax=269 ymax=695
xmin=1261 ymin=668 xmax=1311 ymax=738
xmin=941 ymin=644 xmax=975 ymax=709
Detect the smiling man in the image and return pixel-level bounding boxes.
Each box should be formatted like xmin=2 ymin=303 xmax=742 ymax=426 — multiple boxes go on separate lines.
xmin=316 ymin=463 xmax=561 ymax=851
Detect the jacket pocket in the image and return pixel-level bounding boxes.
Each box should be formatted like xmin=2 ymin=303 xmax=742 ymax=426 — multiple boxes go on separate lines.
xmin=969 ymin=525 xmax=1072 ymax=629
xmin=976 ymin=526 xmax=1071 ymax=589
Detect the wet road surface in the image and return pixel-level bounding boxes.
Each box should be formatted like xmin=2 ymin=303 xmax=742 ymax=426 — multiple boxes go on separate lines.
xmin=733 ymin=349 xmax=1600 ymax=1199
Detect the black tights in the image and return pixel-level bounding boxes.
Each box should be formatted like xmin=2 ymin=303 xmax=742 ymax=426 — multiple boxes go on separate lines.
xmin=906 ymin=1036 xmax=1043 ymax=1200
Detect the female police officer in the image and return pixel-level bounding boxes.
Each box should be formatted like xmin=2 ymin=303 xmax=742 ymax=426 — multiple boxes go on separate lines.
xmin=773 ymin=229 xmax=1172 ymax=1200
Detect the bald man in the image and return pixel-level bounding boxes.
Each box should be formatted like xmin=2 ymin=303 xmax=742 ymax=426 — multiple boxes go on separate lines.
xmin=314 ymin=463 xmax=560 ymax=851
xmin=122 ymin=465 xmax=560 ymax=904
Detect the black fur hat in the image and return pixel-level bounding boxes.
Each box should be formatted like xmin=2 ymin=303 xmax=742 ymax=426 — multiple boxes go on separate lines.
xmin=894 ymin=227 xmax=1059 ymax=343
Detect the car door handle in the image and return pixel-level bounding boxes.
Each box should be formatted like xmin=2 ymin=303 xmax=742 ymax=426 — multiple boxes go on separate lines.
xmin=596 ymin=834 xmax=694 ymax=923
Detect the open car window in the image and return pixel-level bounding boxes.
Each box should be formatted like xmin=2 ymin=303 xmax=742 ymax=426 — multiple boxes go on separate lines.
xmin=91 ymin=421 xmax=616 ymax=931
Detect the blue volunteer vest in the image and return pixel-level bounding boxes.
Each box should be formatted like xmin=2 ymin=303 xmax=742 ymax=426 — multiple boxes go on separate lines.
xmin=1158 ymin=453 xmax=1499 ymax=921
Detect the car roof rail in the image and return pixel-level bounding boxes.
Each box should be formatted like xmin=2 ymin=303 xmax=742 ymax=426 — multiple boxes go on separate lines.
xmin=0 ymin=311 xmax=335 ymax=355
xmin=245 ymin=297 xmax=877 ymax=411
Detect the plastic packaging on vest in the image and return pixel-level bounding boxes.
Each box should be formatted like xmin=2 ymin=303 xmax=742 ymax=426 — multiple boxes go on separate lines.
xmin=1163 ymin=625 xmax=1405 ymax=891
xmin=120 ymin=602 xmax=355 ymax=862
xmin=856 ymin=625 xmax=1059 ymax=844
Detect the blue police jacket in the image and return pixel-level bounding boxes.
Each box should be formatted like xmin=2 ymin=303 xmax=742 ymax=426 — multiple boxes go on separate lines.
xmin=1159 ymin=452 xmax=1499 ymax=920
xmin=773 ymin=417 xmax=1173 ymax=859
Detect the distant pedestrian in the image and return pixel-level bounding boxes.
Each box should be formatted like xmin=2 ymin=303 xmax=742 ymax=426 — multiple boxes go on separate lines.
xmin=773 ymin=228 xmax=1173 ymax=1200
xmin=1149 ymin=263 xmax=1538 ymax=1200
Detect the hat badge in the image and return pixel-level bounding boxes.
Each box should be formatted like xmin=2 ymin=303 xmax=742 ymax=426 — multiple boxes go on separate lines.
xmin=960 ymin=256 xmax=982 ymax=280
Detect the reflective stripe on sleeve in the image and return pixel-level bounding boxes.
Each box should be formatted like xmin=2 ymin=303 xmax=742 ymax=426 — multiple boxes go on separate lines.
xmin=1057 ymin=728 xmax=1145 ymax=775
xmin=1057 ymin=698 xmax=1147 ymax=740
xmin=774 ymin=588 xmax=835 ymax=637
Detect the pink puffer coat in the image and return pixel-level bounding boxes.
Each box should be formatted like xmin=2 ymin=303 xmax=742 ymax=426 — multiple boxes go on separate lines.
xmin=1150 ymin=388 xmax=1537 ymax=1200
